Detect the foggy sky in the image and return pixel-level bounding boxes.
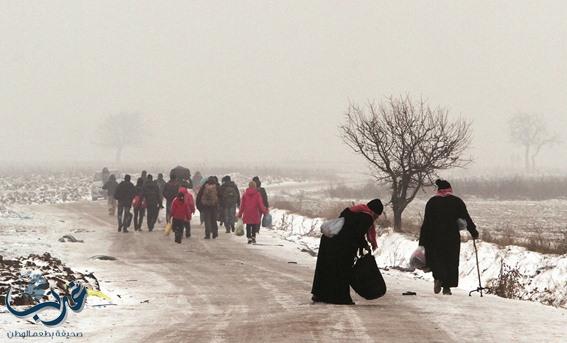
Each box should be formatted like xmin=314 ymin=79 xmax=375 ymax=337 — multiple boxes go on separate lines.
xmin=1 ymin=1 xmax=566 ymax=172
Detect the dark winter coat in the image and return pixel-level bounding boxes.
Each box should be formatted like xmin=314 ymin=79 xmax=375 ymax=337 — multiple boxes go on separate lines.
xmin=156 ymin=178 xmax=166 ymax=200
xmin=142 ymin=180 xmax=161 ymax=206
xmin=162 ymin=180 xmax=180 ymax=202
xmin=311 ymin=208 xmax=373 ymax=304
xmin=114 ymin=180 xmax=136 ymax=206
xmin=257 ymin=187 xmax=269 ymax=208
xmin=220 ymin=181 xmax=240 ymax=207
xmin=102 ymin=179 xmax=118 ymax=197
xmin=418 ymin=194 xmax=478 ymax=288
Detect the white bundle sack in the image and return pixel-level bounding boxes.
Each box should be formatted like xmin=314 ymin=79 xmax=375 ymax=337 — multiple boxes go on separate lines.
xmin=320 ymin=217 xmax=345 ymax=238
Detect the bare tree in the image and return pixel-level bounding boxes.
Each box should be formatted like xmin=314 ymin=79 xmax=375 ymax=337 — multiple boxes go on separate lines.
xmin=340 ymin=95 xmax=472 ymax=232
xmin=96 ymin=112 xmax=146 ymax=163
xmin=509 ymin=113 xmax=559 ymax=172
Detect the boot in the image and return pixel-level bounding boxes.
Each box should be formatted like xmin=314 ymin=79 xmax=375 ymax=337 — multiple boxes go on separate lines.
xmin=443 ymin=287 xmax=452 ymax=295
xmin=434 ymin=280 xmax=442 ymax=294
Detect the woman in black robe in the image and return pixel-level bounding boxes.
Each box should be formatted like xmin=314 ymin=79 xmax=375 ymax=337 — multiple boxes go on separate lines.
xmin=311 ymin=199 xmax=383 ymax=305
xmin=419 ymin=180 xmax=479 ymax=295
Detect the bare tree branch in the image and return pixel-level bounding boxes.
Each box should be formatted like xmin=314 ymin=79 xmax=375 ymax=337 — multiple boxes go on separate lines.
xmin=340 ymin=95 xmax=472 ymax=232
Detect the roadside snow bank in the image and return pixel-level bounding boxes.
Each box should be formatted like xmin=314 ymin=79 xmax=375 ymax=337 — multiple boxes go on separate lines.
xmin=270 ymin=208 xmax=567 ymax=309
xmin=374 ymin=230 xmax=567 ymax=308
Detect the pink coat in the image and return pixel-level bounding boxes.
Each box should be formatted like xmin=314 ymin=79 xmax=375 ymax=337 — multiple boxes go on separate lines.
xmin=238 ymin=188 xmax=268 ymax=225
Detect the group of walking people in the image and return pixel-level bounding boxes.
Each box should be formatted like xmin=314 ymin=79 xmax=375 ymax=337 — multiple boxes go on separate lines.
xmin=101 ymin=168 xmax=271 ymax=245
xmin=311 ymin=179 xmax=479 ymax=304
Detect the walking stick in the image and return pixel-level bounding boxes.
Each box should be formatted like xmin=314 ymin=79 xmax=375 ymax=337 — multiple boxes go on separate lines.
xmin=469 ymin=238 xmax=489 ymax=297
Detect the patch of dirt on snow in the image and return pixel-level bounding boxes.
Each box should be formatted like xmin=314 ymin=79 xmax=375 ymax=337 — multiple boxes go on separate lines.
xmin=0 ymin=252 xmax=100 ymax=306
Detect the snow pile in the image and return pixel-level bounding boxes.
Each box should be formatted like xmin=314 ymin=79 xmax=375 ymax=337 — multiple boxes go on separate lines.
xmin=0 ymin=253 xmax=100 ymax=306
xmin=374 ymin=230 xmax=567 ymax=308
xmin=269 ymin=208 xmax=567 ymax=309
xmin=270 ymin=209 xmax=322 ymax=253
xmin=0 ymin=174 xmax=91 ymax=206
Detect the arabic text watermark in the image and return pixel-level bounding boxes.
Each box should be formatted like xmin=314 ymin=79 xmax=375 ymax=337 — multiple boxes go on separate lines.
xmin=6 ymin=329 xmax=84 ymax=339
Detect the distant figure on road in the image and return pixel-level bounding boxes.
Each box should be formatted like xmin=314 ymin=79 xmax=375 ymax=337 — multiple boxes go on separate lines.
xmin=156 ymin=173 xmax=166 ymax=221
xmin=143 ymin=174 xmax=161 ymax=231
xmin=252 ymin=176 xmax=269 ymax=234
xmin=238 ymin=181 xmax=269 ymax=244
xmin=114 ymin=174 xmax=135 ymax=233
xmin=196 ymin=176 xmax=221 ymax=239
xmin=418 ymin=179 xmax=479 ymax=295
xmin=171 ymin=189 xmax=195 ymax=243
xmin=101 ymin=167 xmax=110 ymax=186
xmin=102 ymin=174 xmax=118 ymax=216
xmin=178 ymin=187 xmax=196 ymax=240
xmin=192 ymin=171 xmax=203 ymax=194
xmin=311 ymin=199 xmax=383 ymax=305
xmin=163 ymin=175 xmax=180 ymax=224
xmin=132 ymin=178 xmax=146 ymax=231
xmin=220 ymin=175 xmax=240 ymax=233
xmin=137 ymin=170 xmax=148 ymax=188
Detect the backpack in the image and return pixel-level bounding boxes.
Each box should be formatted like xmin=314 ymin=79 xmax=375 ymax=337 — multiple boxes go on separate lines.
xmin=201 ymin=184 xmax=219 ymax=206
xmin=222 ymin=185 xmax=238 ymax=205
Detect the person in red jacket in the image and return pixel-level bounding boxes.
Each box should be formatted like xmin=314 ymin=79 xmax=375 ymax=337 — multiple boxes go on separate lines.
xmin=238 ymin=181 xmax=269 ymax=244
xmin=171 ymin=191 xmax=192 ymax=243
xmin=176 ymin=187 xmax=195 ymax=240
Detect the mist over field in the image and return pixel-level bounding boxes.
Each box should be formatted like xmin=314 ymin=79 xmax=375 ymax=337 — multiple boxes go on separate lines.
xmin=1 ymin=1 xmax=566 ymax=174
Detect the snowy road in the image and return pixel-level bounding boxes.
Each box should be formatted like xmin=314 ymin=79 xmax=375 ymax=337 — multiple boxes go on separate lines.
xmin=2 ymin=201 xmax=566 ymax=342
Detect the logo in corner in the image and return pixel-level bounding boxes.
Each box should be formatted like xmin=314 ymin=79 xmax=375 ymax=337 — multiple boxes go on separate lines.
xmin=5 ymin=275 xmax=88 ymax=327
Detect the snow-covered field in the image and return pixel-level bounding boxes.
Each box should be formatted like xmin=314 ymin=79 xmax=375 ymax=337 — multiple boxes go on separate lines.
xmin=0 ymin=173 xmax=91 ymax=209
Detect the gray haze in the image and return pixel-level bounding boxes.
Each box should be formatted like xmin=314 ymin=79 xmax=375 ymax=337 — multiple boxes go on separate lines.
xmin=1 ymin=1 xmax=566 ymax=172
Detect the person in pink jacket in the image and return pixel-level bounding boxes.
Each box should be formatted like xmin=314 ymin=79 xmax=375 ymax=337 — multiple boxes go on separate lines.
xmin=177 ymin=187 xmax=196 ymax=239
xmin=238 ymin=181 xmax=269 ymax=244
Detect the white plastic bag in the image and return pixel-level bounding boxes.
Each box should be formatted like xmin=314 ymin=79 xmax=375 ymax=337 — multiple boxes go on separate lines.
xmin=410 ymin=246 xmax=430 ymax=272
xmin=235 ymin=219 xmax=245 ymax=236
xmin=320 ymin=218 xmax=345 ymax=237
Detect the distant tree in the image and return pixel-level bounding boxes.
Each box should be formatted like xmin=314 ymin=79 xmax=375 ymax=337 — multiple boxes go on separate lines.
xmin=340 ymin=95 xmax=472 ymax=232
xmin=509 ymin=113 xmax=559 ymax=172
xmin=96 ymin=112 xmax=146 ymax=163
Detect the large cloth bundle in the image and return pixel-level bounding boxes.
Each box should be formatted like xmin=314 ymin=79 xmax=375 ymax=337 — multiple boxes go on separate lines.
xmin=320 ymin=218 xmax=345 ymax=238
xmin=350 ymin=253 xmax=386 ymax=300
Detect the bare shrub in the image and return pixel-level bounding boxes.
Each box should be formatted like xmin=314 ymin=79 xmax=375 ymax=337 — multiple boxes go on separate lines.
xmin=487 ymin=263 xmax=523 ymax=300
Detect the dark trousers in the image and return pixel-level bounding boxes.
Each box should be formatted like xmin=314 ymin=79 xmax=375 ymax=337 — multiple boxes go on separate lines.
xmin=224 ymin=205 xmax=237 ymax=231
xmin=146 ymin=203 xmax=159 ymax=230
xmin=202 ymin=207 xmax=218 ymax=238
xmin=165 ymin=199 xmax=173 ymax=223
xmin=117 ymin=204 xmax=132 ymax=230
xmin=134 ymin=207 xmax=145 ymax=230
xmin=246 ymin=224 xmax=260 ymax=239
xmin=173 ymin=218 xmax=190 ymax=243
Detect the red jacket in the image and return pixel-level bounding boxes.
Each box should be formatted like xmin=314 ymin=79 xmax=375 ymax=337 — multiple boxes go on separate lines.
xmin=178 ymin=187 xmax=196 ymax=220
xmin=238 ymin=188 xmax=268 ymax=225
xmin=171 ymin=197 xmax=191 ymax=221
